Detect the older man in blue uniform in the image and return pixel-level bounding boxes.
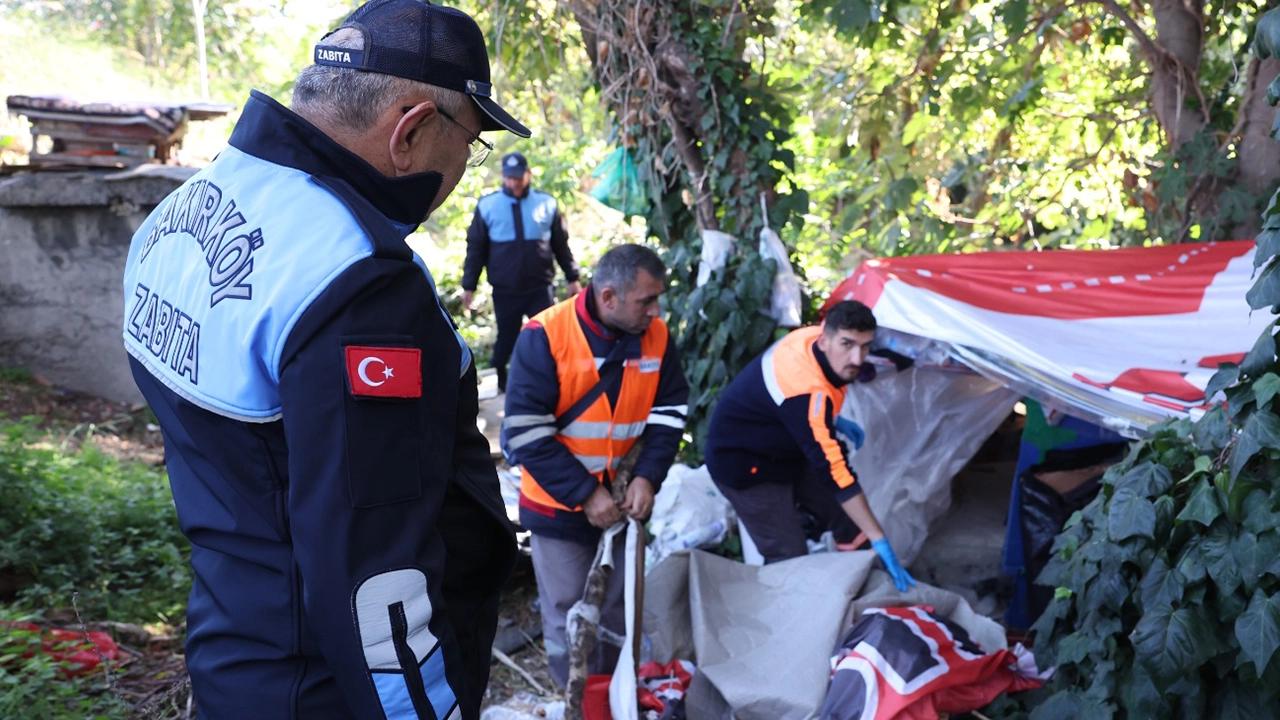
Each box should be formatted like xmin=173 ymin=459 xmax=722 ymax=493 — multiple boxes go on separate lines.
xmin=121 ymin=1 xmax=524 ymax=717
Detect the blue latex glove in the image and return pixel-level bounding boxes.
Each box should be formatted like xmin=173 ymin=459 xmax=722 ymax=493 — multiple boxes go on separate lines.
xmin=834 ymin=416 xmax=865 ymax=451
xmin=872 ymin=538 xmax=917 ymax=592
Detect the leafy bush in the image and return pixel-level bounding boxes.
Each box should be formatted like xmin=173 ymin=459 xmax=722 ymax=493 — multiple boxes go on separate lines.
xmin=1028 ymin=414 xmax=1280 ymax=717
xmin=1024 ymin=13 xmax=1280 ymax=715
xmin=0 ymin=422 xmax=189 ymax=625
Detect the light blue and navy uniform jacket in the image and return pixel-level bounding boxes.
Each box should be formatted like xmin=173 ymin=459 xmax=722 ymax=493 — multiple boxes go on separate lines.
xmin=461 ymin=187 xmax=578 ymax=294
xmin=122 ymin=90 xmax=515 ymax=720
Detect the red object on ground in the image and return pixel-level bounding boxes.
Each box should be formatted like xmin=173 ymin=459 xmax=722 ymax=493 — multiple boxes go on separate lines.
xmin=1 ymin=621 xmax=121 ymax=677
xmin=582 ymin=674 xmax=613 ymax=720
xmin=637 ymin=660 xmax=695 ymax=714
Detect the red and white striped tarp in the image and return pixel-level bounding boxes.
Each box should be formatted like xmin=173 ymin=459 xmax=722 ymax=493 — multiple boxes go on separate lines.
xmin=824 ymin=240 xmax=1272 ymax=435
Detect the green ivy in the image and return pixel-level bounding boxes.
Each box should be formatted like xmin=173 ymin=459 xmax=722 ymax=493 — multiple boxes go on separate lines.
xmin=1012 ymin=10 xmax=1280 ymax=716
xmin=585 ymin=0 xmax=810 ymax=459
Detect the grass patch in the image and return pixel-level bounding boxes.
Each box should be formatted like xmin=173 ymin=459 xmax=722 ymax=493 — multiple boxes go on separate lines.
xmin=0 ymin=367 xmax=33 ymax=385
xmin=0 ymin=421 xmax=189 ymax=626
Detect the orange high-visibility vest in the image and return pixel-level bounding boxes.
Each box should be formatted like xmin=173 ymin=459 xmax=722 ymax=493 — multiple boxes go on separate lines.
xmin=519 ymin=297 xmax=669 ymax=512
xmin=761 ymin=325 xmax=856 ymax=490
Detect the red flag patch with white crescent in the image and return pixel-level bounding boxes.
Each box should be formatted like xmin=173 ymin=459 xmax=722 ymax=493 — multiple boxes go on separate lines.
xmin=344 ymin=345 xmax=422 ymax=398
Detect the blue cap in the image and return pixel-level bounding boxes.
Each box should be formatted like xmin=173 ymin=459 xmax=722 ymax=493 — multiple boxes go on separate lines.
xmin=313 ymin=0 xmax=530 ymax=138
xmin=501 ymin=152 xmax=529 ymax=177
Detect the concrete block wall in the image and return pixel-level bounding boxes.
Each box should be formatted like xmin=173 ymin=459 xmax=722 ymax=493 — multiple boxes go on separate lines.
xmin=0 ymin=167 xmax=195 ymax=403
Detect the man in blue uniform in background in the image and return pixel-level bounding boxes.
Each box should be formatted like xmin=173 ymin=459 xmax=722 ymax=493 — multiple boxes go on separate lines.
xmin=121 ymin=1 xmax=522 ymax=717
xmin=461 ymin=152 xmax=580 ymax=392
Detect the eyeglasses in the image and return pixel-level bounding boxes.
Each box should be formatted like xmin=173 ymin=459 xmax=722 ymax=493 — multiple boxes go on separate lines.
xmin=436 ymin=107 xmax=493 ymax=167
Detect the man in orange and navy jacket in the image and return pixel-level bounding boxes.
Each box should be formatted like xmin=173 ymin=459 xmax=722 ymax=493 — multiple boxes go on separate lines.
xmin=501 ymin=244 xmax=687 ymax=687
xmin=705 ymin=300 xmax=917 ymax=592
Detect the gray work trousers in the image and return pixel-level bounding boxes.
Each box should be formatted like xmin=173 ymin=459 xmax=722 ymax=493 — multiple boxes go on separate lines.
xmin=529 ymin=532 xmax=627 ymax=688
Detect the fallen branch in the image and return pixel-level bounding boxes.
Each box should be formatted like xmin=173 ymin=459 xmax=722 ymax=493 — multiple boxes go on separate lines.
xmin=492 ymin=647 xmax=550 ymax=697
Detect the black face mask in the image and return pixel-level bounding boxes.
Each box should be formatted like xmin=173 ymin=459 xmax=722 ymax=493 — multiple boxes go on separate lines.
xmin=229 ymin=93 xmax=446 ymax=229
xmin=384 ymin=170 xmax=444 ymax=226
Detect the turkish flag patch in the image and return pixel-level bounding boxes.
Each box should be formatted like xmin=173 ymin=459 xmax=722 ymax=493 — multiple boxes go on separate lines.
xmin=344 ymin=345 xmax=422 ymax=398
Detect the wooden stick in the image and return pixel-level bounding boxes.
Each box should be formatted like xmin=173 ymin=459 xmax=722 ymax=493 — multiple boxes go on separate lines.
xmin=632 ymin=521 xmax=647 ymax=668
xmin=493 ymin=647 xmax=550 ymax=697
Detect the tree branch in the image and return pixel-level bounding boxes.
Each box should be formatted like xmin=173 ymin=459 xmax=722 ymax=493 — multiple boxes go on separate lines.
xmin=1097 ymin=0 xmax=1161 ymax=58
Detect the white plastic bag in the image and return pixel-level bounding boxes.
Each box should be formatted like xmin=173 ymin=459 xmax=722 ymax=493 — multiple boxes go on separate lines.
xmin=646 ymin=465 xmax=736 ymax=569
xmin=479 ymin=692 xmax=565 ymax=720
xmin=758 ymin=227 xmax=803 ymax=328
xmin=696 ymin=229 xmax=736 ymax=287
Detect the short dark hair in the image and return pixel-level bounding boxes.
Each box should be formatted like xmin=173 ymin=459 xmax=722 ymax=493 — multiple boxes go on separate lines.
xmin=824 ymin=300 xmax=876 ymax=333
xmin=592 ymin=244 xmax=666 ymax=294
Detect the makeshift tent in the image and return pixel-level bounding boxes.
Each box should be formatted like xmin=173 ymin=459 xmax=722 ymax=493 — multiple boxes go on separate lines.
xmin=821 ymin=240 xmax=1272 ymax=625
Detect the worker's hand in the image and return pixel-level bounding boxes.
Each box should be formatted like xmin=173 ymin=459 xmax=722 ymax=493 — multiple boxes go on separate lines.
xmin=871 ymin=538 xmax=917 ymax=593
xmin=565 ymin=281 xmax=581 ymax=298
xmin=462 ymin=290 xmax=475 ymax=311
xmin=620 ymin=476 xmax=655 ymax=521
xmin=583 ymin=485 xmax=622 ymax=528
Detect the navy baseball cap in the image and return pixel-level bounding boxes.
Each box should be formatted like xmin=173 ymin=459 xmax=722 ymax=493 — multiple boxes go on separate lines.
xmin=501 ymin=152 xmax=528 ymax=177
xmin=313 ymin=0 xmax=531 ymax=138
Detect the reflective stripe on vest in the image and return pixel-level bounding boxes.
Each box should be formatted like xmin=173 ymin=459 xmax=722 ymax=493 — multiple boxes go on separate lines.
xmin=760 ymin=325 xmax=846 ymax=407
xmin=519 ymin=295 xmax=668 ymax=512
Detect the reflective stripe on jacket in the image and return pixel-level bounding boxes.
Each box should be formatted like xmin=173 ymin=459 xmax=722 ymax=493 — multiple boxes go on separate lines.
xmin=518 ymin=296 xmax=669 ymax=511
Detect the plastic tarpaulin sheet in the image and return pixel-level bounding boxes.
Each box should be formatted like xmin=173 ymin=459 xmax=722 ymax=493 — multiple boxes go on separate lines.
xmin=824 ymin=241 xmax=1272 ymax=435
xmin=609 ymin=519 xmax=643 ymax=720
xmin=840 ymin=367 xmax=1018 ymax=565
xmin=643 ymin=551 xmax=1006 ymax=720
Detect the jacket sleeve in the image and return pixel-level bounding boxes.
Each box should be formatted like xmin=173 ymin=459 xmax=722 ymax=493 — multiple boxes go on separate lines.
xmin=778 ymin=391 xmax=862 ymax=501
xmin=501 ymin=322 xmax=599 ymax=507
xmin=549 ymin=209 xmax=580 ymax=283
xmin=440 ymin=360 xmax=517 ymax=711
xmin=277 ymin=259 xmax=472 ymax=720
xmin=462 ymin=206 xmax=489 ymax=291
xmin=633 ymin=339 xmax=689 ymax=488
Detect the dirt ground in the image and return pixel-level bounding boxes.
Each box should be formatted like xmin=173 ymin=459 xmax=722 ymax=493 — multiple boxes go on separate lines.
xmin=484 ymin=562 xmax=559 ymax=708
xmin=0 ymin=369 xmax=164 ymax=465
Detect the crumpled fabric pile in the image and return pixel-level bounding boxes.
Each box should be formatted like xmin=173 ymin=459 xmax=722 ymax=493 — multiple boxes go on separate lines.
xmin=821 ymin=605 xmax=1048 ymax=720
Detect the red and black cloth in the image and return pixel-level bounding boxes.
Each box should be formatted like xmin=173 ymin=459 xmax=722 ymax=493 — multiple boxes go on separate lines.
xmin=821 ymin=606 xmax=1045 ymax=720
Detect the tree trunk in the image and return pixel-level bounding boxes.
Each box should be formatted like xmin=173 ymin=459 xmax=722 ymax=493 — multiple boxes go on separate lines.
xmin=1149 ymin=0 xmax=1207 ymax=150
xmin=1237 ymin=57 xmax=1280 ymax=199
xmin=1233 ymin=57 xmax=1280 ymax=236
xmin=567 ymin=1 xmax=753 ymax=234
